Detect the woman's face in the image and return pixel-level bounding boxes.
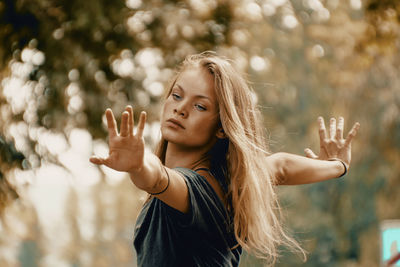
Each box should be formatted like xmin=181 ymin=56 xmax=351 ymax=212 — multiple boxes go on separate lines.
xmin=161 ymin=66 xmax=221 ymax=150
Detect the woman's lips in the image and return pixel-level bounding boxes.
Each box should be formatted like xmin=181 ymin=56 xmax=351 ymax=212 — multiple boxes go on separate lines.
xmin=166 ymin=119 xmax=185 ymax=129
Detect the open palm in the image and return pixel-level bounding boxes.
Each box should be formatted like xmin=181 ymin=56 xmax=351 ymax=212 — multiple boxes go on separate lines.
xmin=90 ymin=105 xmax=147 ymax=173
xmin=304 ymin=116 xmax=360 ymax=168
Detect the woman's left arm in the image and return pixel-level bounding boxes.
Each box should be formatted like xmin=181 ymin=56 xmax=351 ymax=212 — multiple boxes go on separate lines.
xmin=271 ymin=116 xmax=360 ymax=185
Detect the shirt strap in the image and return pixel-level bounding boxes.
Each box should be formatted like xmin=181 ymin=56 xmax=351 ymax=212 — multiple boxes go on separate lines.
xmin=193 ymin=167 xmax=210 ymax=173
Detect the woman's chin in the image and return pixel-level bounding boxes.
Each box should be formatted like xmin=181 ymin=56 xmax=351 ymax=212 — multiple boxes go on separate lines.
xmin=161 ymin=128 xmax=183 ymax=142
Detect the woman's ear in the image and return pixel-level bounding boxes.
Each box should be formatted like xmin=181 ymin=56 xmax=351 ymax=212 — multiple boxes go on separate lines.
xmin=216 ymin=128 xmax=227 ymax=139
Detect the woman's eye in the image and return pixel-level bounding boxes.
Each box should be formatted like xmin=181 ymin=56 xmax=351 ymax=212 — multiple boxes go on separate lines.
xmin=195 ymin=104 xmax=206 ymax=111
xmin=172 ymin=93 xmax=181 ymax=100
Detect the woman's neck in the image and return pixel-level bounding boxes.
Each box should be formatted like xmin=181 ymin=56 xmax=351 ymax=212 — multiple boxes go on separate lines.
xmin=164 ymin=142 xmax=211 ymax=170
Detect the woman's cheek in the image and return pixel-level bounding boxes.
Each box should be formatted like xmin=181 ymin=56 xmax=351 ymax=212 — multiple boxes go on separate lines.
xmin=194 ymin=120 xmax=218 ymax=143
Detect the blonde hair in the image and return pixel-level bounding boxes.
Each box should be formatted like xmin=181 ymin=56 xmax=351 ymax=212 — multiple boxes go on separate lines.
xmin=156 ymin=52 xmax=305 ymax=264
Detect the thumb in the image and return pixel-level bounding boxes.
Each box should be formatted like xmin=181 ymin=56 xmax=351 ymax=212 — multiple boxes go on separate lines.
xmin=304 ymin=148 xmax=318 ymax=159
xmin=90 ymin=156 xmax=109 ymax=166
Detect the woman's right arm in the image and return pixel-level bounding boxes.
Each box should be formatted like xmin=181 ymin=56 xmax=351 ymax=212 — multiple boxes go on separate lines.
xmin=90 ymin=106 xmax=190 ymax=213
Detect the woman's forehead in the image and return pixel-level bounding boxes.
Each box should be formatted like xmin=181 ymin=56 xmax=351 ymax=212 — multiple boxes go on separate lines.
xmin=175 ymin=67 xmax=216 ymax=98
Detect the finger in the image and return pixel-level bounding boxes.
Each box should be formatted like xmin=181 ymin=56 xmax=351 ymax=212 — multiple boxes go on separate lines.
xmin=304 ymin=148 xmax=318 ymax=159
xmin=329 ymin=117 xmax=336 ymax=140
xmin=344 ymin=122 xmax=360 ymax=147
xmin=136 ymin=111 xmax=147 ymax=138
xmin=90 ymin=156 xmax=108 ymax=165
xmin=126 ymin=105 xmax=134 ymax=135
xmin=106 ymin=109 xmax=118 ymax=137
xmin=318 ymin=117 xmax=327 ymax=143
xmin=337 ymin=116 xmax=344 ymax=140
xmin=120 ymin=111 xmax=129 ymax=137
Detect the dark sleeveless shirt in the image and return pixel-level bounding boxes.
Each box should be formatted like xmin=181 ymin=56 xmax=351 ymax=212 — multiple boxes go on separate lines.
xmin=133 ymin=167 xmax=242 ymax=266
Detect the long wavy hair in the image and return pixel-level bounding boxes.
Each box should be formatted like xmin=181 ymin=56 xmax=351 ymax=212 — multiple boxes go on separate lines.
xmin=155 ymin=52 xmax=305 ymax=264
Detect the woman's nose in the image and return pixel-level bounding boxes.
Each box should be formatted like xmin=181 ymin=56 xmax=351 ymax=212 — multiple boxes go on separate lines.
xmin=173 ymin=103 xmax=187 ymax=117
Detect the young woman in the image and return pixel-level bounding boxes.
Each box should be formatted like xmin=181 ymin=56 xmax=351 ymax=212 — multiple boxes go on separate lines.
xmin=90 ymin=52 xmax=360 ymax=266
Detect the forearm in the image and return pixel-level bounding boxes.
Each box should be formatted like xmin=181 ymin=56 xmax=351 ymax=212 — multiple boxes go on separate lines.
xmin=275 ymin=152 xmax=346 ymax=185
xmin=128 ymin=151 xmax=165 ymax=192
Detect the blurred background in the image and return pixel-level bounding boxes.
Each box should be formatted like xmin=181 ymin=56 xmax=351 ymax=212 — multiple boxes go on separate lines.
xmin=0 ymin=0 xmax=399 ymax=266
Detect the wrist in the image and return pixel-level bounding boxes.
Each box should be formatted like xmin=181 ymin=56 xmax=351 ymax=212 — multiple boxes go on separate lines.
xmin=128 ymin=165 xmax=143 ymax=177
xmin=127 ymin=155 xmax=146 ymax=176
xmin=327 ymin=158 xmax=348 ymax=178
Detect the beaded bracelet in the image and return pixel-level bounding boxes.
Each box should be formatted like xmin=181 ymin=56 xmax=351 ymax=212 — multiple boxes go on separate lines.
xmin=149 ymin=166 xmax=170 ymax=195
xmin=328 ymin=158 xmax=348 ymax=178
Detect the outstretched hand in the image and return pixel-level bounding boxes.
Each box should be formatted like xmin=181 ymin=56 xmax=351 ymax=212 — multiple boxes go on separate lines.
xmin=90 ymin=105 xmax=147 ymax=173
xmin=304 ymin=117 xmax=360 ymax=169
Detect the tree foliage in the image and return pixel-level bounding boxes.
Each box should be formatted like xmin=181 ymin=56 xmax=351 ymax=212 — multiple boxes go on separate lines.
xmin=0 ymin=0 xmax=399 ymax=266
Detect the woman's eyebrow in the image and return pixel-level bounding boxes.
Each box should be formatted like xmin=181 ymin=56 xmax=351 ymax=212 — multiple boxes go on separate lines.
xmin=175 ymin=84 xmax=212 ymax=102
